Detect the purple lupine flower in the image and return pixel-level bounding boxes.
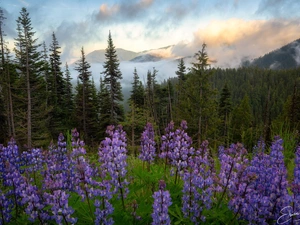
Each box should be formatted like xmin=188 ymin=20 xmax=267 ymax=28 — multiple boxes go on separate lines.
xmin=71 ymin=129 xmax=86 ymax=158
xmin=216 ymin=143 xmax=249 ymax=205
xmin=244 ymin=136 xmax=291 ymax=224
xmin=3 ymin=162 xmax=27 ymax=211
xmin=139 ymin=123 xmax=156 ymax=165
xmin=0 ymin=190 xmax=13 ymax=224
xmin=73 ymin=156 xmax=98 ymax=202
xmin=181 ymin=140 xmax=213 ymax=224
xmin=21 ymin=181 xmax=50 ymax=223
xmin=169 ymin=121 xmax=194 ymax=171
xmin=162 ymin=121 xmax=194 ymax=183
xmin=99 ymin=125 xmax=129 ymax=209
xmin=152 ymin=180 xmax=172 ymax=225
xmin=44 ymin=190 xmax=77 ymax=225
xmin=253 ymin=138 xmax=266 ymax=155
xmin=21 ymin=148 xmax=44 ymax=177
xmin=291 ymin=145 xmax=300 ymax=221
xmin=160 ymin=121 xmax=175 ymax=160
xmin=94 ymin=180 xmax=114 ymax=225
xmin=43 ymin=133 xmax=75 ymax=191
xmin=1 ymin=138 xmax=22 ymax=172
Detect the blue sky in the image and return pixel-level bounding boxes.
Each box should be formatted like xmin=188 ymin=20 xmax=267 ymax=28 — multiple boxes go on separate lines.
xmin=2 ymin=0 xmax=300 ymax=67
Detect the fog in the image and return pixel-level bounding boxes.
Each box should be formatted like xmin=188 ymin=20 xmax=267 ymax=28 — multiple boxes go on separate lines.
xmin=69 ymin=58 xmax=191 ymax=100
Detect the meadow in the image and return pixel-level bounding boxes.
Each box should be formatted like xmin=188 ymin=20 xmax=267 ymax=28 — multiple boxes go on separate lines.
xmin=0 ymin=121 xmax=299 ymax=225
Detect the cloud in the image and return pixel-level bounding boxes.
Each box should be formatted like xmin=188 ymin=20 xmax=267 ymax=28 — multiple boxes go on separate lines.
xmin=172 ymin=18 xmax=300 ymax=68
xmin=256 ymin=0 xmax=300 ymax=19
xmin=94 ymin=0 xmax=154 ymax=23
xmin=1 ymin=8 xmax=16 ymax=38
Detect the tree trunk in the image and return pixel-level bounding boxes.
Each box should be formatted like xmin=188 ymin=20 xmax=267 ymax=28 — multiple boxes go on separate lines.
xmin=131 ymin=105 xmax=135 ymax=156
xmin=7 ymin=69 xmax=15 ymax=137
xmin=26 ymin=49 xmax=31 ymax=148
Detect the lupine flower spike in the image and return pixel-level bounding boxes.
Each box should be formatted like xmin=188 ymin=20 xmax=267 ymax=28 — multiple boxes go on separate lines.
xmin=152 ymin=180 xmax=172 ymax=225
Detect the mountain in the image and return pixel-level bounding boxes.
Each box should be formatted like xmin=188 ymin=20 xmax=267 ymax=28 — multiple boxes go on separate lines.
xmin=130 ymin=54 xmax=162 ymax=62
xmin=85 ymin=45 xmax=175 ymax=63
xmin=246 ymin=38 xmax=300 ymax=69
xmin=86 ymin=48 xmax=138 ymax=63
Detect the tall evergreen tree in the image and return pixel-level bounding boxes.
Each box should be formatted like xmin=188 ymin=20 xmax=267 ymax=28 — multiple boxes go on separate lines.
xmin=48 ymin=32 xmax=67 ymax=136
xmin=64 ymin=62 xmax=74 ymax=129
xmin=178 ymin=43 xmax=217 ymax=147
xmin=14 ymin=7 xmax=49 ymax=148
xmin=218 ymin=83 xmax=232 ymax=146
xmin=176 ymin=58 xmax=186 ymax=82
xmin=3 ymin=47 xmax=17 ymax=140
xmin=41 ymin=41 xmax=51 ymax=110
xmin=231 ymin=95 xmax=253 ymax=146
xmin=174 ymin=58 xmax=186 ymax=123
xmin=98 ymin=76 xmax=111 ymax=139
xmin=125 ymin=68 xmax=146 ymax=152
xmin=0 ymin=7 xmax=8 ymax=142
xmin=74 ymin=47 xmax=98 ymax=144
xmin=130 ymin=67 xmax=144 ymax=108
xmin=101 ymin=31 xmax=124 ymax=125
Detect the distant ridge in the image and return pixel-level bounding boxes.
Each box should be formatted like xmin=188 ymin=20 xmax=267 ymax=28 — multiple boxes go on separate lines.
xmin=85 ymin=45 xmax=175 ymax=63
xmin=246 ymin=38 xmax=300 ymax=69
xmin=86 ymin=48 xmax=138 ymax=63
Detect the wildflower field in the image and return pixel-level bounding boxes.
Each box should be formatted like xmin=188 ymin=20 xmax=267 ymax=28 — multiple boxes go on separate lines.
xmin=0 ymin=121 xmax=299 ymax=224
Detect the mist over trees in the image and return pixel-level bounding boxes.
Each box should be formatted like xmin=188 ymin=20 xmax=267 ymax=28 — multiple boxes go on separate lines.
xmin=1 ymin=7 xmax=300 ymax=150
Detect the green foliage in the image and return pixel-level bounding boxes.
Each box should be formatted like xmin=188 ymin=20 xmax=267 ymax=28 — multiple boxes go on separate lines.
xmin=231 ymin=95 xmax=255 ymax=148
xmin=74 ymin=47 xmax=99 ymax=145
xmin=102 ymin=31 xmax=124 ymax=125
xmin=177 ymin=43 xmax=217 ymax=147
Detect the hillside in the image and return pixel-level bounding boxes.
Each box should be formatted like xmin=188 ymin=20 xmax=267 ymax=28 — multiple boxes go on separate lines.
xmin=86 ymin=48 xmax=138 ymax=63
xmin=85 ymin=45 xmax=175 ymax=63
xmin=247 ymin=38 xmax=300 ymax=69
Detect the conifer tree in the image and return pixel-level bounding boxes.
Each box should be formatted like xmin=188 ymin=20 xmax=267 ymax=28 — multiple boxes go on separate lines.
xmin=75 ymin=47 xmax=91 ymax=139
xmin=74 ymin=47 xmax=98 ymax=144
xmin=178 ymin=43 xmax=217 ymax=147
xmin=176 ymin=58 xmax=186 ymax=82
xmin=125 ymin=68 xmax=146 ymax=153
xmin=174 ymin=58 xmax=186 ymax=123
xmin=130 ymin=67 xmax=144 ymax=108
xmin=48 ymin=32 xmax=67 ymax=136
xmin=98 ymin=76 xmax=111 ymax=139
xmin=3 ymin=47 xmax=16 ymax=140
xmin=231 ymin=95 xmax=253 ymax=146
xmin=101 ymin=31 xmax=124 ymax=125
xmin=14 ymin=7 xmax=49 ymax=148
xmin=218 ymin=83 xmax=232 ymax=146
xmin=41 ymin=42 xmax=51 ymax=110
xmin=64 ymin=62 xmax=74 ymax=129
xmin=0 ymin=7 xmax=8 ymax=142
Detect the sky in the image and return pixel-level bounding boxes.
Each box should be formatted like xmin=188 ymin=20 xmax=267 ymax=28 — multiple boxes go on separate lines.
xmin=2 ymin=0 xmax=300 ymax=70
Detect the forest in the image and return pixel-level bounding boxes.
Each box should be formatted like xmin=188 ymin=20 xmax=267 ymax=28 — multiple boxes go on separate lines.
xmin=1 ymin=7 xmax=300 ymax=151
xmin=1 ymin=6 xmax=300 ymax=225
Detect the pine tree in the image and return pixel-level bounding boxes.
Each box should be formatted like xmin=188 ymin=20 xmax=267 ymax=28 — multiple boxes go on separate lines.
xmin=125 ymin=68 xmax=146 ymax=153
xmin=130 ymin=67 xmax=144 ymax=108
xmin=41 ymin=42 xmax=51 ymax=110
xmin=74 ymin=47 xmax=98 ymax=144
xmin=178 ymin=43 xmax=217 ymax=147
xmin=0 ymin=7 xmax=8 ymax=142
xmin=101 ymin=31 xmax=124 ymax=125
xmin=98 ymin=76 xmax=111 ymax=139
xmin=64 ymin=62 xmax=74 ymax=129
xmin=174 ymin=58 xmax=186 ymax=123
xmin=3 ymin=47 xmax=17 ymax=140
xmin=176 ymin=58 xmax=186 ymax=82
xmin=48 ymin=32 xmax=67 ymax=136
xmin=14 ymin=7 xmax=49 ymax=148
xmin=231 ymin=95 xmax=253 ymax=146
xmin=218 ymin=83 xmax=232 ymax=146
